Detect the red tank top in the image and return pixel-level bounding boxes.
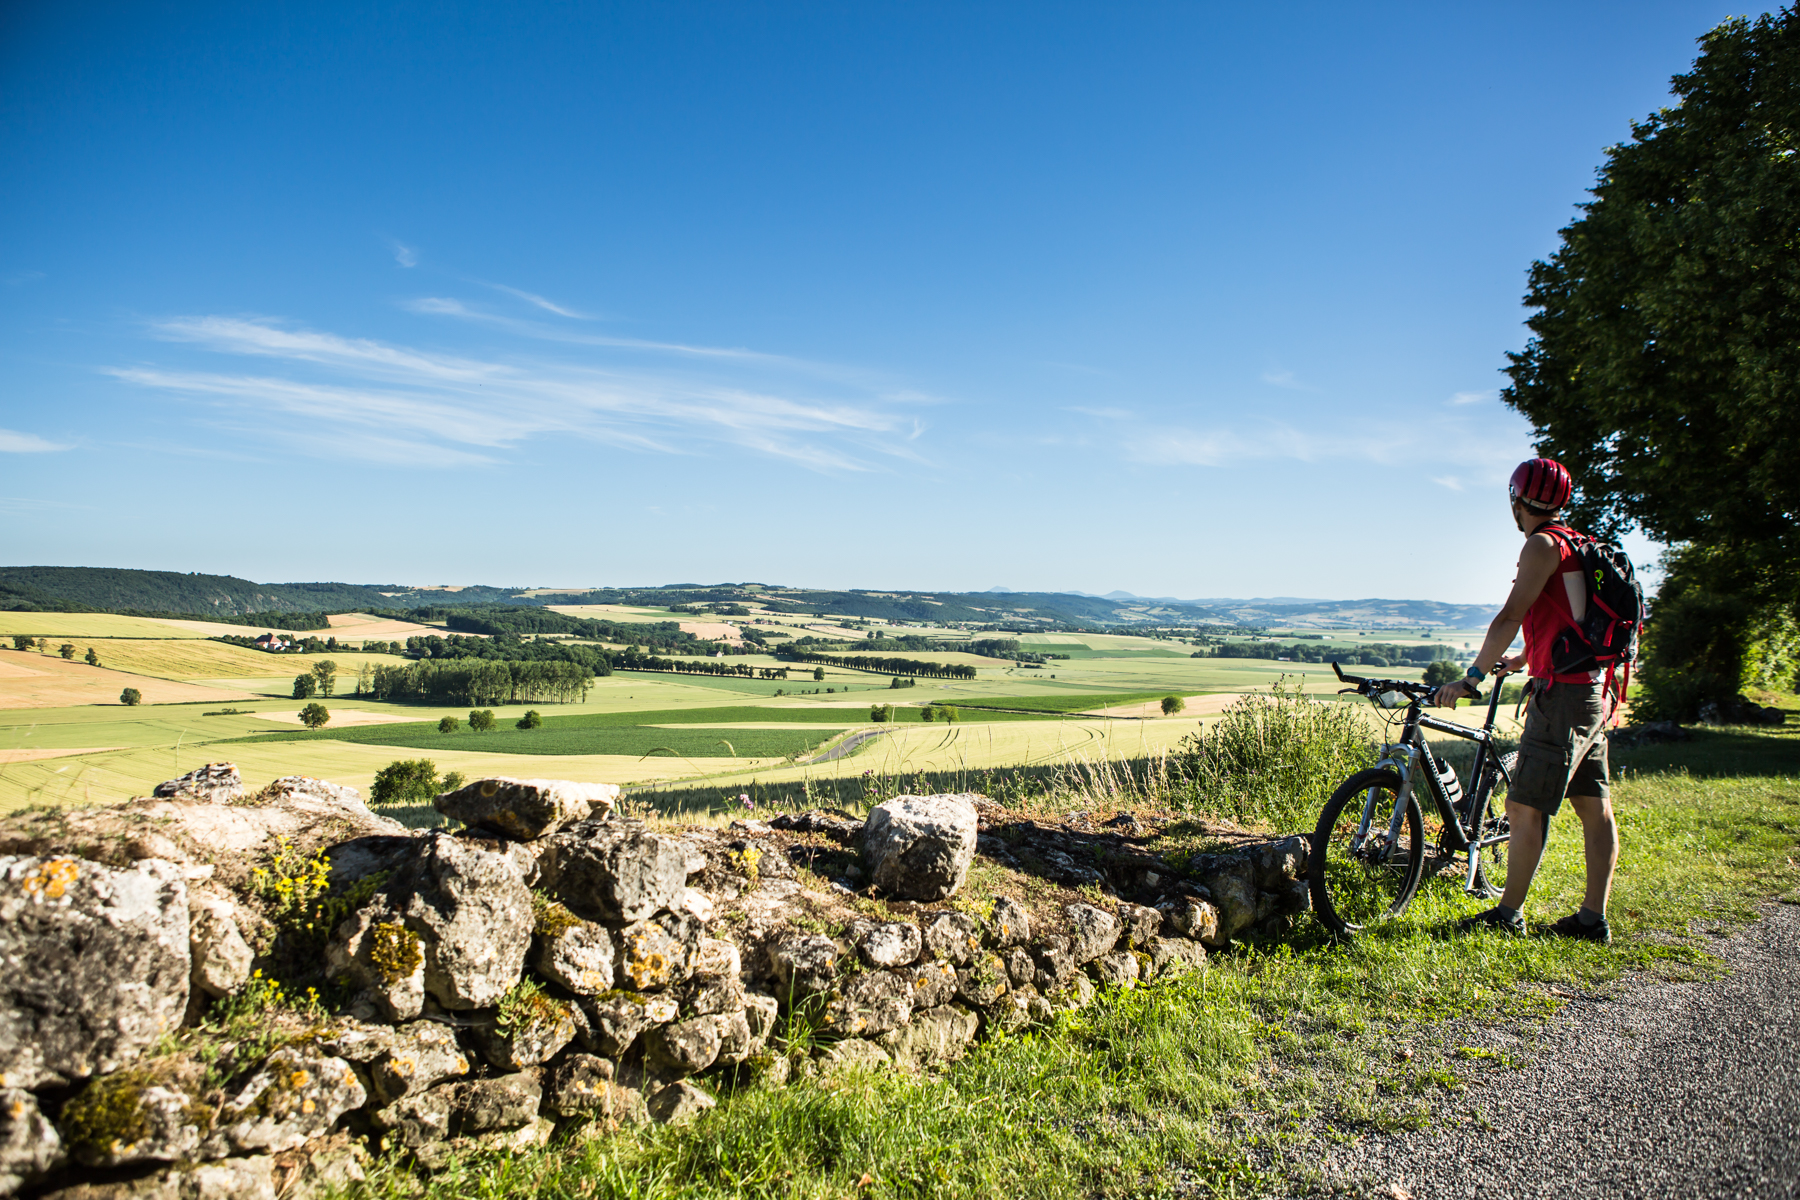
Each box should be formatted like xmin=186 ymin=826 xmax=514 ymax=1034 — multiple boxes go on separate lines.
xmin=1523 ymin=526 xmax=1599 ymax=684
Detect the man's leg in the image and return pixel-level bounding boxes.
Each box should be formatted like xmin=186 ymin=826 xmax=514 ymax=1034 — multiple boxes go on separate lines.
xmin=1565 ymin=793 xmax=1618 ymax=916
xmin=1499 ymin=799 xmax=1549 ymax=912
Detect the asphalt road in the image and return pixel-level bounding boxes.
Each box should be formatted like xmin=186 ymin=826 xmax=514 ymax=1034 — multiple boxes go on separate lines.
xmin=1313 ymin=904 xmax=1800 ymax=1200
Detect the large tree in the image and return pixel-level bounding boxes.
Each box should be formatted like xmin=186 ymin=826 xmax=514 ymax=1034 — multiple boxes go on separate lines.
xmin=1503 ymin=9 xmax=1800 ymax=713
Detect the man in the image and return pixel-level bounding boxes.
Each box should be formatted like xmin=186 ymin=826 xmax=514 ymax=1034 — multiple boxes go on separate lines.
xmin=1432 ymin=457 xmax=1619 ymax=942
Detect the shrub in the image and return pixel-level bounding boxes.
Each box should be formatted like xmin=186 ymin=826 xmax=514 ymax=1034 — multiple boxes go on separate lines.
xmin=58 ymin=643 xmax=75 ymax=660
xmin=1171 ymin=677 xmax=1376 ymax=831
xmin=469 ymin=709 xmax=496 ymax=732
xmin=10 ymin=635 xmax=30 ymax=650
xmin=119 ymin=687 xmax=142 ymax=706
xmin=870 ymin=704 xmax=891 ymax=723
xmin=370 ymin=758 xmax=441 ymax=806
xmin=84 ymin=647 xmax=99 ymax=666
xmin=1422 ymin=660 xmax=1463 ymax=686
xmin=921 ymin=706 xmax=935 ymax=722
xmin=1160 ymin=695 xmax=1185 ymax=716
xmin=517 ymin=709 xmax=542 ymax=730
xmin=293 ymin=673 xmax=317 ymax=699
xmin=439 ymin=770 xmax=466 ymax=792
xmin=438 ymin=715 xmax=460 ymax=733
xmin=298 ymin=702 xmax=331 ymax=729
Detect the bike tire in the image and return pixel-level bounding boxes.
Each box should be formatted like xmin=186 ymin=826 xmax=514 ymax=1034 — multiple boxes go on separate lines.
xmin=1469 ymin=751 xmax=1519 ymax=898
xmin=1310 ymin=768 xmax=1426 ymax=939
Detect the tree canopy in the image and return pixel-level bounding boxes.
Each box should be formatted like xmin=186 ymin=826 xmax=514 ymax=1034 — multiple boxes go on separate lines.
xmin=1503 ymin=10 xmax=1799 ymax=588
xmin=298 ymin=702 xmax=331 ymax=729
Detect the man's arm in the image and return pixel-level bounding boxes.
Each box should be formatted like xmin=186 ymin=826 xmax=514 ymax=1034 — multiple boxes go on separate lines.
xmin=1433 ymin=533 xmax=1561 ymax=708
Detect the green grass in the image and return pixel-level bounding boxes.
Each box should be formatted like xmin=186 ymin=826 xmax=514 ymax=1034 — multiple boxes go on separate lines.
xmin=336 ymin=707 xmax=1800 ymax=1200
xmin=229 ymin=723 xmax=843 ymax=760
xmin=952 ymin=691 xmax=1192 ymax=713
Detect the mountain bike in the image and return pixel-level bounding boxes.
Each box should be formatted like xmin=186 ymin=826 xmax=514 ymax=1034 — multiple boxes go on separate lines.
xmin=1308 ymin=662 xmax=1518 ymax=938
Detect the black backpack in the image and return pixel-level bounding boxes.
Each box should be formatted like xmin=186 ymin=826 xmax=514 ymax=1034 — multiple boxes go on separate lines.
xmin=1538 ymin=524 xmax=1646 ymax=706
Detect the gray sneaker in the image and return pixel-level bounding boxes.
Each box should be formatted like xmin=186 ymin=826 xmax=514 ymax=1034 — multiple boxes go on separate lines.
xmin=1456 ymin=906 xmax=1526 ymax=936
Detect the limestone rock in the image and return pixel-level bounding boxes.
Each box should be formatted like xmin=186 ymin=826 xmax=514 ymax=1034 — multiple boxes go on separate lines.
xmin=767 ymin=933 xmax=839 ymax=1000
xmin=471 ymin=999 xmax=577 ymax=1071
xmin=217 ymin=1045 xmax=366 ymax=1154
xmin=1156 ymin=895 xmax=1221 ymax=944
xmin=1146 ymin=937 xmax=1208 ymax=978
xmin=152 ymin=763 xmax=242 ymax=805
xmin=712 ymin=1009 xmax=756 ymax=1066
xmin=543 ymin=1054 xmax=629 ymax=1120
xmin=576 ymin=992 xmax=676 ymax=1058
xmin=1044 ymin=972 xmax=1096 ymax=1012
xmin=906 ymin=960 xmax=958 ymax=1009
xmin=854 ymin=920 xmax=923 ymax=969
xmin=692 ymin=937 xmax=741 ymax=978
xmin=370 ymin=1085 xmax=454 ymax=1150
xmin=1087 ymin=949 xmax=1141 ymax=988
xmin=1254 ymin=835 xmax=1310 ymax=889
xmin=256 ymin=776 xmax=373 ymax=815
xmin=742 ymin=993 xmax=779 ymax=1043
xmin=875 ymin=1004 xmax=979 ymax=1070
xmin=982 ymin=988 xmax=1036 ymax=1034
xmin=1030 ymin=936 xmax=1077 ymax=994
xmin=1002 ymin=946 xmax=1036 ymax=989
xmin=645 ymin=1015 xmax=724 ymax=1077
xmin=822 ymin=970 xmax=913 ymax=1037
xmin=983 ymin=895 xmax=1031 ymax=947
xmin=187 ymin=889 xmax=253 ymax=1000
xmin=59 ymin=1075 xmax=205 ymax=1168
xmin=538 ymin=820 xmax=688 ymax=922
xmin=434 ymin=778 xmax=619 ymax=841
xmin=1204 ymin=865 xmax=1260 ymax=944
xmin=681 ymin=971 xmax=745 ymax=1017
xmin=1115 ymin=902 xmax=1162 ymax=948
xmin=956 ymin=953 xmax=1009 ymax=1007
xmin=326 ymin=908 xmax=426 ymax=1023
xmin=862 ymin=794 xmax=979 ymax=901
xmin=534 ymin=919 xmax=616 ymax=995
xmin=814 ymin=1038 xmax=891 ymax=1077
xmin=368 ymin=1021 xmax=470 ymax=1105
xmin=1063 ymin=903 xmax=1120 ymax=963
xmin=0 ymin=856 xmax=189 ymax=1089
xmin=395 ymin=832 xmax=534 ymax=1010
xmin=614 ymin=911 xmax=701 ymax=992
xmin=452 ymin=1073 xmax=542 ymax=1136
xmin=0 ymin=1088 xmax=62 ymax=1194
xmin=921 ymin=911 xmax=981 ymax=965
xmin=647 ymin=1080 xmax=715 ymax=1126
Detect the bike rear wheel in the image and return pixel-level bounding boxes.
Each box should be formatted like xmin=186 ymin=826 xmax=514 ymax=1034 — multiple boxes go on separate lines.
xmin=1310 ymin=768 xmax=1426 ymax=938
xmin=1468 ymin=751 xmax=1518 ymax=898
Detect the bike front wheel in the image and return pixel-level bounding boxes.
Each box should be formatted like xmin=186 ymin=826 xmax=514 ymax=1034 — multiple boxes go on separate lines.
xmin=1468 ymin=750 xmax=1519 ymax=898
xmin=1310 ymin=768 xmax=1426 ymax=938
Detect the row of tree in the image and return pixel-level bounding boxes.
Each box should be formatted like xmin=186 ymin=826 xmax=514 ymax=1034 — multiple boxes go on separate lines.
xmin=776 ymin=649 xmax=978 ymax=680
xmin=362 ymin=659 xmax=595 ymax=705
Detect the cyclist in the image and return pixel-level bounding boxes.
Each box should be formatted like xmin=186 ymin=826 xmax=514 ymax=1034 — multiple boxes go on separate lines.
xmin=1430 ymin=457 xmax=1618 ymax=942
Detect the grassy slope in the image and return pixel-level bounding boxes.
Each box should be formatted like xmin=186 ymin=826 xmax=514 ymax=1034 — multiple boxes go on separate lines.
xmin=343 ymin=708 xmax=1799 ymax=1200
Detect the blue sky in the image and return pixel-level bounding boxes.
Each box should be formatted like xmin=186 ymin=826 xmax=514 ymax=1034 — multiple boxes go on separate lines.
xmin=0 ymin=2 xmax=1764 ymax=603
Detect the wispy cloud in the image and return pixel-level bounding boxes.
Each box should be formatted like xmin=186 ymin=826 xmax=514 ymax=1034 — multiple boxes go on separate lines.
xmin=0 ymin=428 xmax=71 ymax=453
xmin=1448 ymin=390 xmax=1493 ymax=406
xmin=1127 ymin=417 xmax=1529 ymax=477
xmin=487 ymin=283 xmax=586 ymax=319
xmin=1432 ymin=475 xmax=1465 ymax=491
xmin=1065 ymin=405 xmax=1133 ymax=420
xmin=388 ymin=239 xmax=418 ymax=268
xmin=113 ymin=311 xmax=923 ymax=473
xmin=1260 ymin=367 xmax=1311 ymax=390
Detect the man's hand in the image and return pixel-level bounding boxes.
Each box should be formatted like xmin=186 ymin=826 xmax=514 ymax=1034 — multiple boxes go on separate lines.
xmin=1433 ymin=679 xmax=1475 ymax=709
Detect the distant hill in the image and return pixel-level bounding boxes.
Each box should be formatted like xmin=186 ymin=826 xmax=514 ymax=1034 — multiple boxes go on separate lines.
xmin=0 ymin=567 xmax=1500 ymax=630
xmin=0 ymin=567 xmax=397 ymax=616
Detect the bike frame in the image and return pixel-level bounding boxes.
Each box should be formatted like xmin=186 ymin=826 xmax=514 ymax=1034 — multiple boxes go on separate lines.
xmin=1339 ymin=666 xmax=1513 ymax=895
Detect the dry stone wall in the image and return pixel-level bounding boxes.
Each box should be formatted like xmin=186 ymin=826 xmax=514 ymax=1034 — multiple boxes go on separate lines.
xmin=0 ymin=766 xmax=1310 ymax=1197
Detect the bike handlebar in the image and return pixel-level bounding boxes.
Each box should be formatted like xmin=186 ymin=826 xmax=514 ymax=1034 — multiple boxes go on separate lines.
xmin=1331 ymin=660 xmax=1483 ymax=703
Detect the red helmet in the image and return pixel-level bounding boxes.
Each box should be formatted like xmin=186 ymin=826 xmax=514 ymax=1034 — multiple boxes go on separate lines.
xmin=1509 ymin=457 xmax=1572 ymax=512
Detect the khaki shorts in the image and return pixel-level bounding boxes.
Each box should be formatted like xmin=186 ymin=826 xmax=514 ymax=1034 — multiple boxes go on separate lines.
xmin=1511 ymin=681 xmax=1610 ymax=815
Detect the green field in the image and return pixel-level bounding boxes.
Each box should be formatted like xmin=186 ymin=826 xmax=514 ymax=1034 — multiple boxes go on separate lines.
xmin=0 ymin=608 xmax=1443 ymax=811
